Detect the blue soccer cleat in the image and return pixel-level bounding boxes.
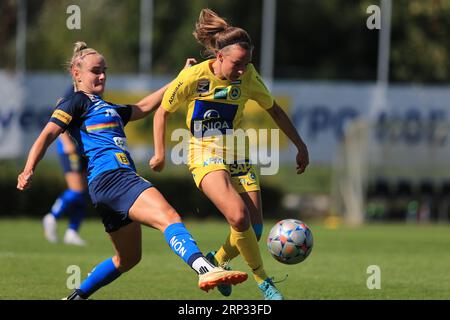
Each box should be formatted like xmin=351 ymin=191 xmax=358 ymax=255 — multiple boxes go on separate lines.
xmin=258 ymin=277 xmax=284 ymax=300
xmin=205 ymin=251 xmax=233 ymax=296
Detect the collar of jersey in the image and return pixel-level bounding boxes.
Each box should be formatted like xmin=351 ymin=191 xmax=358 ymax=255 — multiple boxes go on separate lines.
xmin=207 ymin=59 xmax=231 ymax=84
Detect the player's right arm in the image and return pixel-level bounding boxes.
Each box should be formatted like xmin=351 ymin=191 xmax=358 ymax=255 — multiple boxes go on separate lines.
xmin=150 ymin=106 xmax=170 ymax=172
xmin=130 ymin=58 xmax=197 ymax=122
xmin=18 ymin=93 xmax=88 ymax=190
xmin=17 ymin=122 xmax=64 ymax=190
xmin=150 ymin=68 xmax=193 ymax=172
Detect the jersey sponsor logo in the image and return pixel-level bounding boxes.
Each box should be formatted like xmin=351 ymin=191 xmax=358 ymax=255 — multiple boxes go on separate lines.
xmin=51 ymin=110 xmax=72 ymax=125
xmin=115 ymin=152 xmax=130 ymax=165
xmin=193 ymin=119 xmax=231 ymax=134
xmin=168 ymin=81 xmax=184 ymax=105
xmin=230 ymin=80 xmax=242 ymax=85
xmin=214 ymin=88 xmax=228 ymax=99
xmin=196 ymin=79 xmax=210 ymax=93
xmin=190 ymin=100 xmax=238 ymax=136
xmin=202 ymin=157 xmax=226 ymax=167
xmin=113 ymin=137 xmax=128 ymax=151
xmin=203 ymin=109 xmax=220 ymax=120
xmin=229 ymin=162 xmax=252 ymax=176
xmin=229 ymin=86 xmax=241 ymax=100
xmin=105 ymin=108 xmax=120 ymax=118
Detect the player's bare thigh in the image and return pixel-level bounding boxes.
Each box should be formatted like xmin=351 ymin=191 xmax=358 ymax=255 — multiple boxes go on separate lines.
xmin=200 ymin=170 xmax=251 ymax=231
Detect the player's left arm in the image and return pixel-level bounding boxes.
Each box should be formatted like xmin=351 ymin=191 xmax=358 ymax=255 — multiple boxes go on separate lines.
xmin=129 ymin=84 xmax=170 ymax=121
xmin=265 ymin=101 xmax=309 ymax=174
xmin=129 ymin=58 xmax=197 ymax=121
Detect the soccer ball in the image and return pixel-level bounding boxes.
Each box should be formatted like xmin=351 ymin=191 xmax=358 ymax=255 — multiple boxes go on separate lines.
xmin=267 ymin=219 xmax=313 ymax=265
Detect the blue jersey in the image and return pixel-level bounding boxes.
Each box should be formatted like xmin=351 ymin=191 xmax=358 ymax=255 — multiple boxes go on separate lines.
xmin=49 ymin=92 xmax=134 ymax=184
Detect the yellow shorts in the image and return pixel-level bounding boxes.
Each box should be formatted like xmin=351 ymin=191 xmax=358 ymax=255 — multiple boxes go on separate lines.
xmin=190 ymin=158 xmax=260 ymax=194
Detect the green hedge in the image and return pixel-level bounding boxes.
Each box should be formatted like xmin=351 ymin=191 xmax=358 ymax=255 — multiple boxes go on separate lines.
xmin=2 ymin=160 xmax=283 ymax=219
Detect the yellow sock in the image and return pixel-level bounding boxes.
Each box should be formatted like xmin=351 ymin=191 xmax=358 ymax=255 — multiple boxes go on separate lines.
xmin=215 ymin=233 xmax=239 ymax=264
xmin=229 ymin=226 xmax=267 ymax=283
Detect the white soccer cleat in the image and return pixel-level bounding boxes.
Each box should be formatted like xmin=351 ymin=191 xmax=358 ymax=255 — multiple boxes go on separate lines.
xmin=63 ymin=229 xmax=87 ymax=246
xmin=43 ymin=213 xmax=58 ymax=243
xmin=198 ymin=267 xmax=248 ymax=292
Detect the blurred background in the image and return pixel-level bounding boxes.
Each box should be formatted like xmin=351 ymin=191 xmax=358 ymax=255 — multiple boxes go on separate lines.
xmin=1 ymin=0 xmax=450 ymax=226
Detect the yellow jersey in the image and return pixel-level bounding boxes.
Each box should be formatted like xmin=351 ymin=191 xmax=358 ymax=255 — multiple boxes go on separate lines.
xmin=161 ymin=59 xmax=274 ymax=166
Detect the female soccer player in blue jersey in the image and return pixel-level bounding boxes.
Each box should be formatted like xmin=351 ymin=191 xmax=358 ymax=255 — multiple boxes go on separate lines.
xmin=17 ymin=41 xmax=247 ymax=300
xmin=43 ymin=85 xmax=88 ymax=246
xmin=151 ymin=9 xmax=309 ymax=300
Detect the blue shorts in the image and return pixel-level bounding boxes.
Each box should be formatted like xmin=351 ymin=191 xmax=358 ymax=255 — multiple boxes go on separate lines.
xmin=88 ymin=168 xmax=153 ymax=233
xmin=58 ymin=151 xmax=87 ymax=174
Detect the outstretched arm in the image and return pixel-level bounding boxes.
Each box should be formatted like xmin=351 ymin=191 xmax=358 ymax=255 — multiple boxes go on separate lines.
xmin=129 ymin=84 xmax=169 ymax=121
xmin=17 ymin=122 xmax=64 ymax=190
xmin=129 ymin=58 xmax=197 ymax=122
xmin=265 ymin=101 xmax=309 ymax=174
xmin=149 ymin=106 xmax=171 ymax=172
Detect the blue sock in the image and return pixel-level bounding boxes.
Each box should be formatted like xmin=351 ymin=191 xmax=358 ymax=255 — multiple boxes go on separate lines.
xmin=252 ymin=224 xmax=263 ymax=241
xmin=68 ymin=192 xmax=86 ymax=231
xmin=68 ymin=208 xmax=85 ymax=231
xmin=51 ymin=189 xmax=83 ymax=219
xmin=78 ymin=258 xmax=121 ymax=298
xmin=164 ymin=222 xmax=202 ymax=266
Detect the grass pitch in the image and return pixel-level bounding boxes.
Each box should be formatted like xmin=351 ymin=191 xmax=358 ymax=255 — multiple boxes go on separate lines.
xmin=0 ymin=218 xmax=449 ymax=300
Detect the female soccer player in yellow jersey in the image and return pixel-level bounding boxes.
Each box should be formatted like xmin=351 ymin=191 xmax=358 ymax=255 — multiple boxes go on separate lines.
xmin=150 ymin=9 xmax=309 ymax=300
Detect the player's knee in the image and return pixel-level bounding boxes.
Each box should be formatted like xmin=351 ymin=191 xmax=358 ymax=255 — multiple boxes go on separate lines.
xmin=166 ymin=207 xmax=181 ymax=223
xmin=226 ymin=206 xmax=250 ymax=231
xmin=155 ymin=207 xmax=182 ymax=231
